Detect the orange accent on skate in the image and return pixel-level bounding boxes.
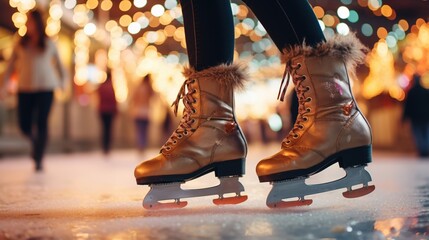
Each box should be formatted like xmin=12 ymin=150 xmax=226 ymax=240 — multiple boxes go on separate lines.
xmin=144 ymin=201 xmax=188 ymax=210
xmin=212 ymin=195 xmax=248 ymax=205
xmin=342 ymin=185 xmax=375 ymax=198
xmin=268 ymin=199 xmax=313 ymax=208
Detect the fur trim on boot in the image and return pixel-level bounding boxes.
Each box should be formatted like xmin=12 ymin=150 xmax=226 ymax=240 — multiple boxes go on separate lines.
xmin=282 ymin=33 xmax=368 ymax=71
xmin=183 ymin=63 xmax=248 ymax=91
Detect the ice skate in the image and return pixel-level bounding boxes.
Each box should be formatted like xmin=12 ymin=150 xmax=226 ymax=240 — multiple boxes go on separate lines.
xmin=134 ymin=64 xmax=248 ymax=209
xmin=143 ymin=176 xmax=247 ymax=209
xmin=257 ymin=33 xmax=375 ymax=208
xmin=266 ymin=164 xmax=375 ymax=208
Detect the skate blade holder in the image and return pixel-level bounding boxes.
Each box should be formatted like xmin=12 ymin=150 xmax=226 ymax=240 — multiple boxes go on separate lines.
xmin=266 ymin=166 xmax=375 ymax=208
xmin=143 ymin=176 xmax=247 ymax=210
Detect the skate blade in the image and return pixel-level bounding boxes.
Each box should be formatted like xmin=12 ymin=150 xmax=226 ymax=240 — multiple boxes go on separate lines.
xmin=268 ymin=199 xmax=313 ymax=209
xmin=342 ymin=185 xmax=375 ymax=198
xmin=212 ymin=195 xmax=248 ymax=205
xmin=143 ymin=201 xmax=188 ymax=210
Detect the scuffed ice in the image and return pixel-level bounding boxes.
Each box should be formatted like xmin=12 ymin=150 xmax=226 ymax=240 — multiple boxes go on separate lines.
xmin=0 ymin=145 xmax=428 ymax=239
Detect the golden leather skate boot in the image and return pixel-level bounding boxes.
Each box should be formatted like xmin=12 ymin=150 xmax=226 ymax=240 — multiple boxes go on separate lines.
xmin=134 ymin=63 xmax=248 ymax=209
xmin=257 ymin=34 xmax=375 ymax=208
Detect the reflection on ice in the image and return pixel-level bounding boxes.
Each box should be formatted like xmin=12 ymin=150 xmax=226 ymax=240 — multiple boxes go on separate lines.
xmin=0 ymin=150 xmax=428 ymax=239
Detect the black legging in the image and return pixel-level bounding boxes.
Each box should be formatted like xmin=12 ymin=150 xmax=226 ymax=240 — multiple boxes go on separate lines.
xmin=18 ymin=91 xmax=53 ymax=165
xmin=180 ymin=0 xmax=326 ymax=71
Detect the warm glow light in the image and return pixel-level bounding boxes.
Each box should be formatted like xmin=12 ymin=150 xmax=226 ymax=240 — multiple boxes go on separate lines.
xmin=318 ymin=20 xmax=326 ymax=31
xmin=64 ymin=0 xmax=77 ymax=9
xmin=100 ymin=0 xmax=112 ymax=11
xmin=128 ymin=22 xmax=141 ymax=34
xmin=416 ymin=18 xmax=426 ymax=28
xmin=337 ymin=6 xmax=350 ymax=19
xmin=151 ymin=4 xmax=165 ymax=17
xmin=164 ymin=24 xmax=176 ymax=37
xmin=18 ymin=26 xmax=27 ymax=36
xmin=237 ymin=5 xmax=249 ymax=19
xmin=368 ymin=0 xmax=382 ymax=10
xmin=381 ymin=5 xmax=393 ymax=17
xmin=235 ymin=26 xmax=242 ymax=39
xmin=160 ymin=12 xmax=173 ymax=25
xmin=138 ymin=16 xmax=149 ymax=29
xmin=12 ymin=12 xmax=26 ymax=28
xmin=149 ymin=17 xmax=160 ymax=28
xmin=398 ymin=19 xmax=409 ymax=31
xmin=363 ymin=40 xmax=396 ymax=100
xmin=313 ymin=6 xmax=324 ymax=19
xmin=165 ymin=0 xmax=177 ymax=10
xmin=119 ymin=0 xmax=132 ymax=12
xmin=173 ymin=27 xmax=185 ymax=41
xmin=86 ymin=0 xmax=98 ymax=9
xmin=105 ymin=20 xmax=117 ymax=31
xmin=133 ymin=0 xmax=147 ymax=8
xmin=377 ymin=27 xmax=388 ymax=39
xmin=84 ymin=23 xmax=96 ymax=36
xmin=49 ymin=4 xmax=63 ymax=20
xmin=336 ymin=23 xmax=350 ymax=35
xmin=119 ymin=15 xmax=132 ymax=27
xmin=322 ymin=15 xmax=335 ymax=27
xmin=133 ymin=12 xmax=144 ymax=21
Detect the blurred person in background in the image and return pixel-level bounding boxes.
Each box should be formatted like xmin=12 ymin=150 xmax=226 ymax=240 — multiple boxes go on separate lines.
xmin=97 ymin=70 xmax=117 ymax=155
xmin=403 ymin=73 xmax=429 ymax=158
xmin=130 ymin=74 xmax=155 ymax=154
xmin=1 ymin=9 xmax=67 ymax=171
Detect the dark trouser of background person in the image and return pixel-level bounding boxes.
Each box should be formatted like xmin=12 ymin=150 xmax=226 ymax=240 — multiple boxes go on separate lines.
xmin=100 ymin=113 xmax=114 ymax=154
xmin=17 ymin=91 xmax=53 ymax=171
xmin=411 ymin=121 xmax=429 ymax=157
xmin=135 ymin=118 xmax=149 ymax=152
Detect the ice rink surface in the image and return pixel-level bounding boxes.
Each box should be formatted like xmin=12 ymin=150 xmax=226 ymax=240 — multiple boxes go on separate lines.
xmin=0 ymin=144 xmax=428 ymax=239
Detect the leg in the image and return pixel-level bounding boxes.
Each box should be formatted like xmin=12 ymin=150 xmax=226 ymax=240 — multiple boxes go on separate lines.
xmin=33 ymin=91 xmax=53 ymax=170
xmin=425 ymin=123 xmax=429 ymax=157
xmin=17 ymin=92 xmax=35 ymax=139
xmin=139 ymin=119 xmax=149 ymax=149
xmin=134 ymin=0 xmax=248 ymax=209
xmin=412 ymin=123 xmax=428 ymax=157
xmin=135 ymin=118 xmax=148 ymax=150
xmin=17 ymin=92 xmax=37 ymax=167
xmin=242 ymin=0 xmax=325 ymax=49
xmin=100 ymin=113 xmax=113 ymax=154
xmin=244 ymin=1 xmax=374 ymax=207
xmin=180 ymin=0 xmax=234 ymax=70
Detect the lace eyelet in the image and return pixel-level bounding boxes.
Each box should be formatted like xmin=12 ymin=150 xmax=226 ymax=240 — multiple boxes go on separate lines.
xmin=286 ymin=140 xmax=291 ymax=144
xmin=297 ymin=63 xmax=302 ymax=69
xmin=306 ymin=108 xmax=311 ymax=113
xmin=184 ymin=131 xmax=188 ymax=135
xmin=173 ymin=140 xmax=177 ymax=144
xmin=193 ymin=89 xmax=197 ymax=93
xmin=166 ymin=147 xmax=171 ymax=150
xmin=192 ymin=109 xmax=197 ymax=114
xmin=306 ymin=86 xmax=310 ymax=91
xmin=293 ymin=134 xmax=299 ymax=139
xmin=306 ymin=97 xmax=312 ymax=102
xmin=191 ymin=119 xmax=196 ymax=123
xmin=302 ymin=75 xmax=307 ymax=80
xmin=303 ymin=117 xmax=309 ymax=122
xmin=178 ymin=134 xmax=183 ymax=138
xmin=191 ymin=79 xmax=196 ymax=83
xmin=298 ymin=124 xmax=304 ymax=129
